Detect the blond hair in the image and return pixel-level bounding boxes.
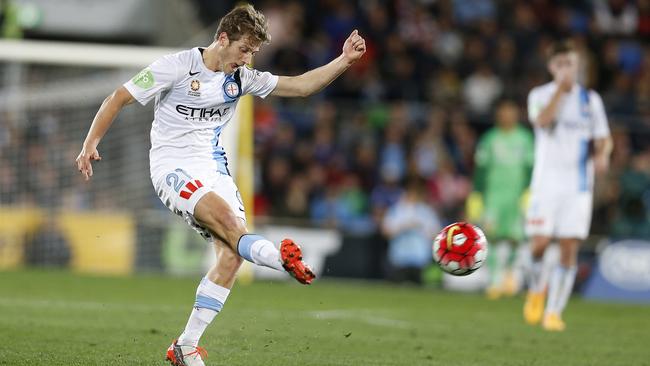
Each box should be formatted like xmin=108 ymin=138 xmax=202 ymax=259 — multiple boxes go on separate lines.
xmin=215 ymin=4 xmax=271 ymax=44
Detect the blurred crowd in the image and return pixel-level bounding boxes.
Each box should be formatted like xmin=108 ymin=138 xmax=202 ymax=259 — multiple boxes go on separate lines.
xmin=240 ymin=0 xmax=650 ymax=239
xmin=1 ymin=0 xmax=649 ymax=245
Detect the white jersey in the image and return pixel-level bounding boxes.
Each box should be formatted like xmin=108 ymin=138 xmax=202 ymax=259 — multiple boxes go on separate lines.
xmin=527 ymin=82 xmax=610 ymax=195
xmin=123 ymin=47 xmax=278 ymax=175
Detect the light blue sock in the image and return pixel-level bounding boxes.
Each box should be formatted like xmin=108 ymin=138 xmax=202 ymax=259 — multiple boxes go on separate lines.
xmin=529 ymin=260 xmax=542 ymax=292
xmin=237 ymin=234 xmax=284 ymax=271
xmin=545 ymin=266 xmax=565 ymax=315
xmin=556 ymin=266 xmax=577 ymax=314
xmin=178 ymin=277 xmax=229 ymax=347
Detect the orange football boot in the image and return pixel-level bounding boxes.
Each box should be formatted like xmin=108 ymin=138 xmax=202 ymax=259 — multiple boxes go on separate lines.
xmin=280 ymin=239 xmax=315 ymax=285
xmin=166 ymin=339 xmax=207 ymax=366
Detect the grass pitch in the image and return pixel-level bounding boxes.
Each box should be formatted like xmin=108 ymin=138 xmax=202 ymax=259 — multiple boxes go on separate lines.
xmin=0 ymin=269 xmax=647 ymax=366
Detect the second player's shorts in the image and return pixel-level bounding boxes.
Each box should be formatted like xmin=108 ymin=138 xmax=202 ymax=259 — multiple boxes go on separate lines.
xmin=151 ymin=164 xmax=245 ymax=241
xmin=525 ymin=190 xmax=592 ymax=240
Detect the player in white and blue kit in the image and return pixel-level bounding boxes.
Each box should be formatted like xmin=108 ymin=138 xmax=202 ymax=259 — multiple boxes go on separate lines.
xmin=523 ymin=40 xmax=612 ymax=331
xmin=76 ymin=5 xmax=366 ymax=365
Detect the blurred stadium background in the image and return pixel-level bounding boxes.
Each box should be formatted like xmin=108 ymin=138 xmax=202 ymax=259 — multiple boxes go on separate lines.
xmin=2 ymin=0 xmax=649 ymax=288
xmin=0 ymin=0 xmax=649 ymax=364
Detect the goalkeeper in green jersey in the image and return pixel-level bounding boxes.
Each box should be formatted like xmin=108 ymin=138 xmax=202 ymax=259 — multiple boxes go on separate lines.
xmin=467 ymin=99 xmax=534 ymax=299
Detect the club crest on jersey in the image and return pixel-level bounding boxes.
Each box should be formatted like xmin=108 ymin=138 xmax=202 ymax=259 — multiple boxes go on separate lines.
xmin=223 ymin=80 xmax=241 ymax=100
xmin=188 ymin=79 xmax=201 ymax=97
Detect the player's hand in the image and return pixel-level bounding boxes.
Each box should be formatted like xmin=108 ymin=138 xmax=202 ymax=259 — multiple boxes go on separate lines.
xmin=558 ymin=70 xmax=573 ymax=93
xmin=594 ymin=154 xmax=609 ymax=176
xmin=342 ymin=29 xmax=366 ymax=64
xmin=76 ymin=145 xmax=102 ymax=181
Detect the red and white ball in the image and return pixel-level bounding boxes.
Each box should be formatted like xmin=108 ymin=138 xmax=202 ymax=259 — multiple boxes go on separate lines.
xmin=433 ymin=222 xmax=488 ymax=276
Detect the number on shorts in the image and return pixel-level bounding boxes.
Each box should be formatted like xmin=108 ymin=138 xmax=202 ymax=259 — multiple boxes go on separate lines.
xmin=174 ymin=168 xmax=193 ymax=179
xmin=165 ymin=173 xmax=186 ymax=193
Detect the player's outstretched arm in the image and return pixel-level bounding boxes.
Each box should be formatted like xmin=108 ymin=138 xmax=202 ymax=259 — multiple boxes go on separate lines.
xmin=271 ymin=30 xmax=366 ymax=97
xmin=76 ymin=86 xmax=135 ymax=180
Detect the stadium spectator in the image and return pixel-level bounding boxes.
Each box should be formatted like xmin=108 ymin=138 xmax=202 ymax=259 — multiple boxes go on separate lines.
xmin=593 ymin=0 xmax=639 ymax=35
xmin=382 ymin=180 xmax=441 ymax=284
xmin=463 ymin=63 xmax=503 ymax=119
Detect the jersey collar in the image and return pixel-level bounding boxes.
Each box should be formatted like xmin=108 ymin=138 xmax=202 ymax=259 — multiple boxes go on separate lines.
xmin=195 ymin=47 xmax=225 ymax=76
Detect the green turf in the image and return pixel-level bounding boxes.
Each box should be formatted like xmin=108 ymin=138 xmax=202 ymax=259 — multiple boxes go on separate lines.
xmin=0 ymin=269 xmax=648 ymax=366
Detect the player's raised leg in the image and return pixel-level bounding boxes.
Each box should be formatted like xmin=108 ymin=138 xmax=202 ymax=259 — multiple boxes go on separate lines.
xmin=523 ymin=235 xmax=551 ymax=325
xmin=542 ymin=238 xmax=579 ymax=331
xmin=193 ymin=191 xmax=315 ymax=284
xmin=167 ymin=241 xmax=240 ymax=366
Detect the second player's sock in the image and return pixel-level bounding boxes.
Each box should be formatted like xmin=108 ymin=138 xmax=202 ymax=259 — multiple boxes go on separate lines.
xmin=530 ymin=258 xmax=552 ymax=293
xmin=177 ymin=277 xmax=230 ymax=347
xmin=237 ymin=234 xmax=284 ymax=271
xmin=545 ymin=265 xmax=564 ymax=314
xmin=528 ymin=260 xmax=542 ymax=293
xmin=556 ymin=266 xmax=577 ymax=314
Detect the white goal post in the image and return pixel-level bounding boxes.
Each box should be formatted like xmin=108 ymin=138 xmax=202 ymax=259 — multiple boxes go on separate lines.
xmin=0 ymin=39 xmax=180 ymax=67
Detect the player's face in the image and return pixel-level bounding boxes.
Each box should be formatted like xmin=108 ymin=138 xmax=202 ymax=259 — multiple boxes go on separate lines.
xmin=548 ymin=51 xmax=579 ymax=83
xmin=221 ymin=35 xmax=260 ymax=74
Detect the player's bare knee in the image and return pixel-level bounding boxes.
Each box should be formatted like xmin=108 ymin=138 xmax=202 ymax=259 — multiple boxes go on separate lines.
xmin=558 ymin=239 xmax=579 ymax=267
xmin=531 ymin=237 xmax=550 ymax=259
xmin=560 ymin=257 xmax=575 ymax=268
xmin=560 ymin=248 xmax=578 ymax=267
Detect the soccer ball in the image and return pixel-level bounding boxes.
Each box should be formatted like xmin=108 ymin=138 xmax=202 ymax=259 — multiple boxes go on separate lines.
xmin=433 ymin=222 xmax=488 ymax=276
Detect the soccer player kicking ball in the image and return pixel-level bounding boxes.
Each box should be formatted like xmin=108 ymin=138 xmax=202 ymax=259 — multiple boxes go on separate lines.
xmin=523 ymin=40 xmax=612 ymax=331
xmin=75 ymin=5 xmax=365 ymax=365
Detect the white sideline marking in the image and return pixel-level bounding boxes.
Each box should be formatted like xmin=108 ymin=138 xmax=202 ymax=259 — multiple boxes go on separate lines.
xmin=307 ymin=310 xmax=412 ymax=329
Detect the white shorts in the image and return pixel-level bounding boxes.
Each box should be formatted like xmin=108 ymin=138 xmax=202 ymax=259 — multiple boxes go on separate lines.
xmin=525 ymin=190 xmax=593 ymax=240
xmin=151 ymin=165 xmax=245 ymax=241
